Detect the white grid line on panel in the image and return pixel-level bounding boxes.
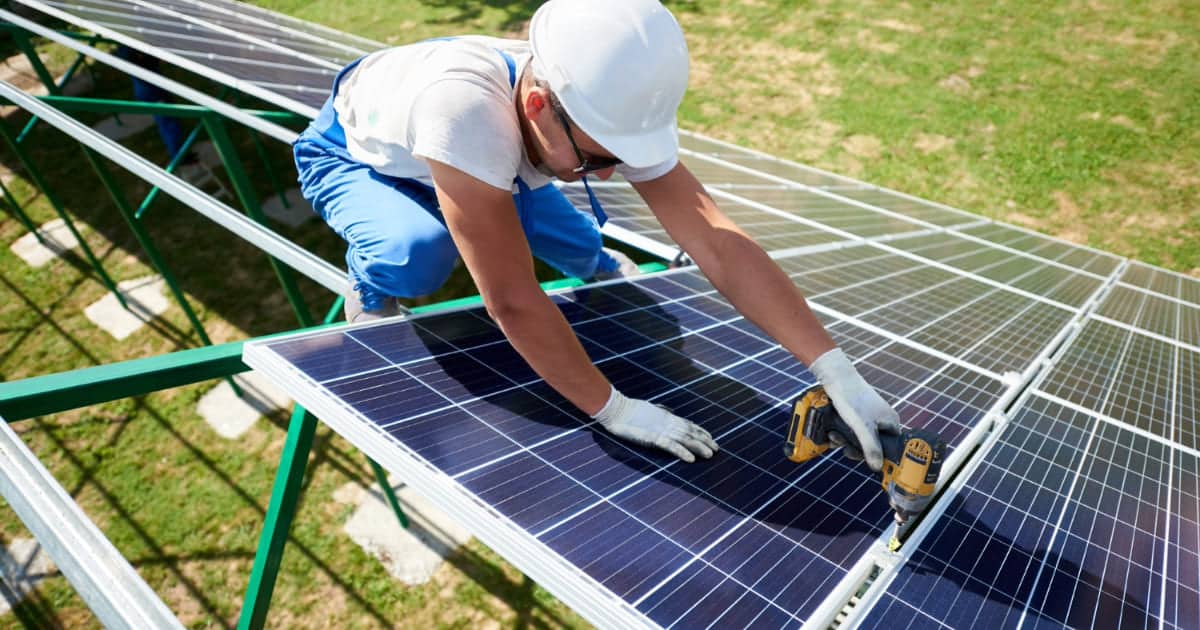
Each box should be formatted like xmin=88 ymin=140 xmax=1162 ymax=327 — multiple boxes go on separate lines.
xmin=956 ymin=221 xmax=1123 ymax=271
xmin=869 ymin=240 xmax=1079 ymax=313
xmin=165 ymin=47 xmax=335 ymax=77
xmin=120 ymin=0 xmax=342 ymax=69
xmin=697 ymin=186 xmax=862 ymax=243
xmin=1118 ymin=281 xmax=1198 ymax=308
xmin=677 ymin=149 xmax=944 ymax=233
xmin=1160 ymin=294 xmax=1181 ymax=626
xmin=0 ymin=8 xmax=304 ymax=143
xmin=807 ymin=302 xmax=1003 ymax=382
xmin=11 ymin=0 xmax=320 ymax=118
xmin=174 ymin=0 xmax=376 ymax=57
xmin=194 ymin=0 xmax=384 ymax=50
xmin=678 ymin=130 xmax=982 ymax=225
xmin=1090 ymin=314 xmax=1200 ymax=354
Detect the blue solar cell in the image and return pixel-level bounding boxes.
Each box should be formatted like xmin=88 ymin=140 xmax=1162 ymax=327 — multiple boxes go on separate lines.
xmin=268 ymin=333 xmax=389 ymax=381
xmin=325 ymin=368 xmax=446 ymax=423
xmin=864 ymin=394 xmax=1189 ymax=630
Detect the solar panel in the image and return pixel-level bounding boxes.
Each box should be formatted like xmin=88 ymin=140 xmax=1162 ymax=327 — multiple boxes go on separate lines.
xmin=561 ymin=183 xmax=851 ymax=257
xmin=862 ymin=395 xmax=1193 ymax=629
xmin=20 ymin=0 xmax=362 ymax=113
xmin=1120 ymin=261 xmax=1187 ymax=299
xmin=678 ymin=132 xmax=856 ymax=190
xmin=954 ymin=223 xmax=1122 ymax=277
xmin=889 ymin=232 xmax=1106 ymax=309
xmin=829 ymin=188 xmax=978 ymax=229
xmin=711 ymin=186 xmax=930 ymax=239
xmin=244 ymin=267 xmax=1012 ymax=628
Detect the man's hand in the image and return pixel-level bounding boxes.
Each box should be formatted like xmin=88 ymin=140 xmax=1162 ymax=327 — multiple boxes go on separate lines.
xmin=592 ymin=387 xmax=718 ymax=462
xmin=808 ymin=348 xmax=900 ymax=471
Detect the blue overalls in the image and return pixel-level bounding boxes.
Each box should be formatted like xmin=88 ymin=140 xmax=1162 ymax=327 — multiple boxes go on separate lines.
xmin=293 ymin=48 xmax=618 ymax=309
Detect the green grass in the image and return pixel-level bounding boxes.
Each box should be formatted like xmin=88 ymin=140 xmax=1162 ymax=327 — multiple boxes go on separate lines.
xmin=0 ymin=1 xmax=1196 ymax=628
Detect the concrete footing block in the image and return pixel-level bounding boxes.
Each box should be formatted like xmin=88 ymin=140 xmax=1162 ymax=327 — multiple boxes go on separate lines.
xmin=92 ymin=114 xmax=156 ymax=142
xmin=0 ymin=538 xmax=56 ymax=614
xmin=196 ymin=371 xmax=292 ymax=439
xmin=262 ymin=188 xmax=315 ymax=228
xmin=334 ymin=480 xmax=472 ymax=585
xmin=83 ymin=275 xmax=169 ymax=340
xmin=9 ymin=219 xmax=80 ymax=267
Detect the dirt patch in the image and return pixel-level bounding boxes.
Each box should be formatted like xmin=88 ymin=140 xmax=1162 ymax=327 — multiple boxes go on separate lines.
xmin=1120 ymin=212 xmax=1185 ymax=231
xmin=1108 ymin=115 xmax=1144 ymax=133
xmin=938 ymin=74 xmax=971 ymax=95
xmin=795 ymin=119 xmax=844 ymax=161
xmin=871 ymin=18 xmax=923 ymax=33
xmin=1052 ymin=191 xmax=1088 ymax=243
xmin=842 ymin=134 xmax=883 ymax=159
xmin=1004 ymin=212 xmax=1043 ymax=229
xmin=164 ymin=580 xmax=206 ymax=626
xmin=850 ymin=28 xmax=899 ymax=54
xmin=1058 ymin=24 xmax=1181 ymax=68
xmin=914 ymin=133 xmax=955 ymax=154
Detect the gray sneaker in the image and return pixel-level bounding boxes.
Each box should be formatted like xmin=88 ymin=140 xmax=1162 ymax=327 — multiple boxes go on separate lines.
xmin=592 ymin=247 xmax=642 ymax=281
xmin=343 ymin=288 xmax=403 ymax=323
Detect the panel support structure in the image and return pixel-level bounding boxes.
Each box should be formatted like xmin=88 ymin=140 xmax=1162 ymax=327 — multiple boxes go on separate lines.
xmin=0 ymin=415 xmax=184 ymax=628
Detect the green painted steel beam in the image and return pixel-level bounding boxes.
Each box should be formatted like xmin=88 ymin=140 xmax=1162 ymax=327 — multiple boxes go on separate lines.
xmin=0 ymin=324 xmax=338 ymax=420
xmin=237 ymin=404 xmax=318 ymax=630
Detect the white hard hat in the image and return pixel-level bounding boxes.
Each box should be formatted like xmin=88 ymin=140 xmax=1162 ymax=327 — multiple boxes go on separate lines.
xmin=529 ymin=0 xmax=689 ymax=168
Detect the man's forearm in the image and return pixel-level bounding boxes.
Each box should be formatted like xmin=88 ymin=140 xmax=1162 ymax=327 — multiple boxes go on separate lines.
xmin=487 ymin=295 xmax=612 ymax=415
xmin=699 ymin=231 xmax=835 ymax=367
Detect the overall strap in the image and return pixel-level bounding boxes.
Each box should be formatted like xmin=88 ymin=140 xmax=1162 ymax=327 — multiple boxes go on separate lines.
xmin=495 ymin=48 xmax=608 ymax=227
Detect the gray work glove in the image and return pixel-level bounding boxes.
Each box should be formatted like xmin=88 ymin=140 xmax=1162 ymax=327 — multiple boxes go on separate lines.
xmin=808 ymin=348 xmax=901 ymax=471
xmin=592 ymin=386 xmax=718 ymax=463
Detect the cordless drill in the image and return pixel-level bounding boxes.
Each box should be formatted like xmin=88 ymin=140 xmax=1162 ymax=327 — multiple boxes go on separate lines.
xmin=783 ymin=384 xmax=946 ymax=527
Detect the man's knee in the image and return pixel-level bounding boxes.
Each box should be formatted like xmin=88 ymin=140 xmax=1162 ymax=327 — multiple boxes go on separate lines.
xmin=357 ymin=231 xmax=458 ymax=297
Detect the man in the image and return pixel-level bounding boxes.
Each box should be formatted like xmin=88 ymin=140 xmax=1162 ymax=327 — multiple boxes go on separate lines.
xmin=294 ymin=0 xmax=900 ymax=468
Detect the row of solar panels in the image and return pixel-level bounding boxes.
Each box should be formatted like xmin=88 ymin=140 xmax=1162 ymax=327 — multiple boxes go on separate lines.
xmin=13 ymin=0 xmax=1196 ymax=626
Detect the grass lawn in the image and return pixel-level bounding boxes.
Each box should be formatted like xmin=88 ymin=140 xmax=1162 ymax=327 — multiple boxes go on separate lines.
xmin=0 ymin=0 xmax=1195 ymax=628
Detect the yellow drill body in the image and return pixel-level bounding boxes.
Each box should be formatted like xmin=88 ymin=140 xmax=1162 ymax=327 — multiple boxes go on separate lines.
xmin=784 ymin=384 xmax=945 ymax=526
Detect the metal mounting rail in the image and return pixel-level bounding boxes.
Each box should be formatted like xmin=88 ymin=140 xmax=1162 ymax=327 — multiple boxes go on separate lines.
xmin=0 ymin=79 xmax=348 ymax=295
xmin=0 ymin=416 xmax=184 ymax=629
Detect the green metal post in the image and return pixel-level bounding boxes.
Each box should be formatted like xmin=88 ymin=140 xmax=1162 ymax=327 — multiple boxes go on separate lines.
xmin=248 ymin=129 xmax=289 ymax=209
xmin=17 ymin=36 xmax=99 ymax=144
xmin=201 ymin=115 xmax=313 ymax=327
xmin=237 ymin=404 xmax=319 ymax=630
xmin=368 ymin=458 xmax=409 ymax=530
xmin=78 ymin=148 xmax=219 ymax=353
xmin=237 ymin=298 xmax=342 ymax=629
xmin=135 ymin=123 xmax=205 ymax=220
xmin=11 ymin=33 xmax=58 ymax=94
xmin=0 ymin=117 xmax=127 ymax=308
xmin=0 ymin=178 xmax=43 ymax=241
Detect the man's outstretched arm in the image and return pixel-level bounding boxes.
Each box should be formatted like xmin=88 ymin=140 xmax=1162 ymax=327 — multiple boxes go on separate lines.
xmin=633 ymin=162 xmax=899 ymax=469
xmin=428 ymin=160 xmax=716 ymax=461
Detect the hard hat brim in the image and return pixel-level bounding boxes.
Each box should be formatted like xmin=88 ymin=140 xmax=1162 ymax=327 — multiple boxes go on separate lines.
xmin=590 ymin=120 xmax=679 ymax=170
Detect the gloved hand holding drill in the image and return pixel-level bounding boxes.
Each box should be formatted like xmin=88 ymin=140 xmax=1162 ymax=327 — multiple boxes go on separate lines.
xmin=808 ymin=348 xmax=901 ymax=471
xmin=592 ymin=386 xmax=719 ymax=463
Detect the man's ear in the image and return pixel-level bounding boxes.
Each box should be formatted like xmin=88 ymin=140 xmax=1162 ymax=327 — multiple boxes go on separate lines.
xmin=524 ymin=86 xmax=549 ymax=117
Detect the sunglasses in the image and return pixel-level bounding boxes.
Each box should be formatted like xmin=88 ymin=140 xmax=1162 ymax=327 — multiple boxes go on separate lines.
xmin=551 ymin=102 xmax=622 ymax=174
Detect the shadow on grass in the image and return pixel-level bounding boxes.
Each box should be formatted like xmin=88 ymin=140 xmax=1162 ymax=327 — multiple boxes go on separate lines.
xmin=14 ymin=397 xmax=402 ymax=628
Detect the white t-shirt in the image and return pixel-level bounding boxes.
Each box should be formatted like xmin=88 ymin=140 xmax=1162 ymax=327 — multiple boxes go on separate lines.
xmin=332 ymin=36 xmax=677 ymax=193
